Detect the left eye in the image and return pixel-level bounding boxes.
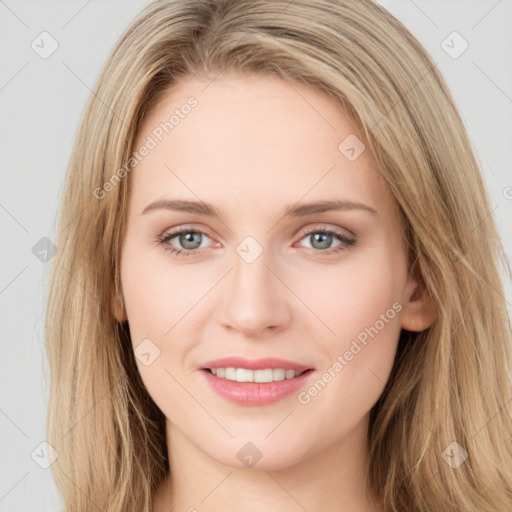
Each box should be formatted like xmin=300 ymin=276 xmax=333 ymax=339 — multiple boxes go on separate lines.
xmin=295 ymin=227 xmax=356 ymax=254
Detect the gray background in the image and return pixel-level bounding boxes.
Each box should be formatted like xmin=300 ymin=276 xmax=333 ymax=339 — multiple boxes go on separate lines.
xmin=1 ymin=0 xmax=511 ymax=510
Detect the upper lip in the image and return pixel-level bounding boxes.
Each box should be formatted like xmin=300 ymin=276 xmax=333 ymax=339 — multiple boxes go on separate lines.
xmin=201 ymin=357 xmax=312 ymax=371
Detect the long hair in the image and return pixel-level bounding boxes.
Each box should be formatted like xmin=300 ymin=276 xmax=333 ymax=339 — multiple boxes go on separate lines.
xmin=45 ymin=0 xmax=512 ymax=510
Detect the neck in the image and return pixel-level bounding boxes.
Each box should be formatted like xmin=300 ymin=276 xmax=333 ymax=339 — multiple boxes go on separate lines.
xmin=153 ymin=414 xmax=384 ymax=512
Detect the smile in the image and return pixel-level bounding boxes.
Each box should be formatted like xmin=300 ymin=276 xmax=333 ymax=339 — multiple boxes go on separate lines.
xmin=200 ymin=357 xmax=315 ymax=406
xmin=206 ymin=367 xmax=308 ymax=383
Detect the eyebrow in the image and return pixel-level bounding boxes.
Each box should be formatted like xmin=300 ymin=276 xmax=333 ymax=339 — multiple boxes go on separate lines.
xmin=142 ymin=199 xmax=378 ymax=218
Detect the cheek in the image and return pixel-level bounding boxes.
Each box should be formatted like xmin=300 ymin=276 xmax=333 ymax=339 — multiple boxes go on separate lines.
xmin=295 ymin=249 xmax=405 ymax=347
xmin=331 ymin=268 xmax=401 ymax=344
xmin=119 ymin=243 xmax=201 ymax=415
xmin=120 ymin=242 xmax=208 ymax=342
xmin=293 ymin=249 xmax=405 ymax=404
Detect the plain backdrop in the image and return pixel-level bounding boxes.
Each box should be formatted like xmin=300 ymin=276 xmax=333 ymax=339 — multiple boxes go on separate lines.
xmin=0 ymin=0 xmax=511 ymax=510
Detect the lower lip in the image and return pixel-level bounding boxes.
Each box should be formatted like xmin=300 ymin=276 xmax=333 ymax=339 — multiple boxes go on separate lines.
xmin=200 ymin=369 xmax=314 ymax=406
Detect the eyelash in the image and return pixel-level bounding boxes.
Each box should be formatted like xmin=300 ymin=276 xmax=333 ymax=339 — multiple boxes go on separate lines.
xmin=156 ymin=224 xmax=356 ymax=258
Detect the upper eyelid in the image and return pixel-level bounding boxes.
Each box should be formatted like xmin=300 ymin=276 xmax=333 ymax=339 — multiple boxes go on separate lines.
xmin=300 ymin=223 xmax=353 ymax=236
xmin=162 ymin=224 xmax=215 ymax=241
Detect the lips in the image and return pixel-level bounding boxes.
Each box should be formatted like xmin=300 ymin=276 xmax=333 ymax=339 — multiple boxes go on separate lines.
xmin=199 ymin=356 xmax=315 ymax=406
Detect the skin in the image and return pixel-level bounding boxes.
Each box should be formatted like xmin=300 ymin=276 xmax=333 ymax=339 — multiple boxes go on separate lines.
xmin=115 ymin=72 xmax=435 ymax=512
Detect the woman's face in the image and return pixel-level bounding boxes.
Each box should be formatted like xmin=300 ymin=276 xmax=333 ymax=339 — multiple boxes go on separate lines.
xmin=118 ymin=72 xmax=429 ymax=470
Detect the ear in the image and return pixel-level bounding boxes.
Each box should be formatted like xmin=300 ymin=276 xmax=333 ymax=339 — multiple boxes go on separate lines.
xmin=400 ymin=276 xmax=436 ymax=332
xmin=111 ymin=286 xmax=127 ymax=323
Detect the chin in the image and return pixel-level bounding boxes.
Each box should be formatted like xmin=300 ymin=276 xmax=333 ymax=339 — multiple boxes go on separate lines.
xmin=204 ymin=437 xmax=311 ymax=472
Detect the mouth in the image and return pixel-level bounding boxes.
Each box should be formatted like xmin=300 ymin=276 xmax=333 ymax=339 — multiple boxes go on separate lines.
xmin=199 ymin=357 xmax=315 ymax=406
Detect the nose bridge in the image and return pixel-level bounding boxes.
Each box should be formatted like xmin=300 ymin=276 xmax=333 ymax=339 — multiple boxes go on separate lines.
xmin=218 ymin=238 xmax=290 ymax=335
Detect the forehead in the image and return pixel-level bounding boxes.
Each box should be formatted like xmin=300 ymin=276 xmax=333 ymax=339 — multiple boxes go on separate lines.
xmin=129 ymin=73 xmax=390 ymax=218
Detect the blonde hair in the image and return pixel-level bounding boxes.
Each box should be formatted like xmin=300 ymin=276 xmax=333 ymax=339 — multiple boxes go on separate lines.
xmin=45 ymin=0 xmax=512 ymax=510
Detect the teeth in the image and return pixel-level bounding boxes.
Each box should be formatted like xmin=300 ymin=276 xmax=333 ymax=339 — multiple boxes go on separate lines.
xmin=273 ymin=368 xmax=285 ymax=381
xmin=236 ymin=368 xmax=253 ymax=382
xmin=285 ymin=369 xmax=295 ymax=379
xmin=254 ymin=369 xmax=273 ymax=383
xmin=209 ymin=367 xmax=306 ymax=383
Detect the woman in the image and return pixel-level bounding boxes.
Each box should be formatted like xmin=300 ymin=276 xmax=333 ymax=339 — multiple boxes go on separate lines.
xmin=45 ymin=0 xmax=512 ymax=510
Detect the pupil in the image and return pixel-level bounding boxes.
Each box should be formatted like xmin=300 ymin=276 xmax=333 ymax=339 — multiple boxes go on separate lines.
xmin=180 ymin=232 xmax=202 ymax=249
xmin=312 ymin=232 xmax=332 ymax=249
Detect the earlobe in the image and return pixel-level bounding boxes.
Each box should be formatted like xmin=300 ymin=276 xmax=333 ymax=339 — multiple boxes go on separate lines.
xmin=400 ymin=279 xmax=436 ymax=332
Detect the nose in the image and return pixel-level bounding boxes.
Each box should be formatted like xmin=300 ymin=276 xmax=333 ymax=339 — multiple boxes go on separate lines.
xmin=217 ymin=247 xmax=291 ymax=337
